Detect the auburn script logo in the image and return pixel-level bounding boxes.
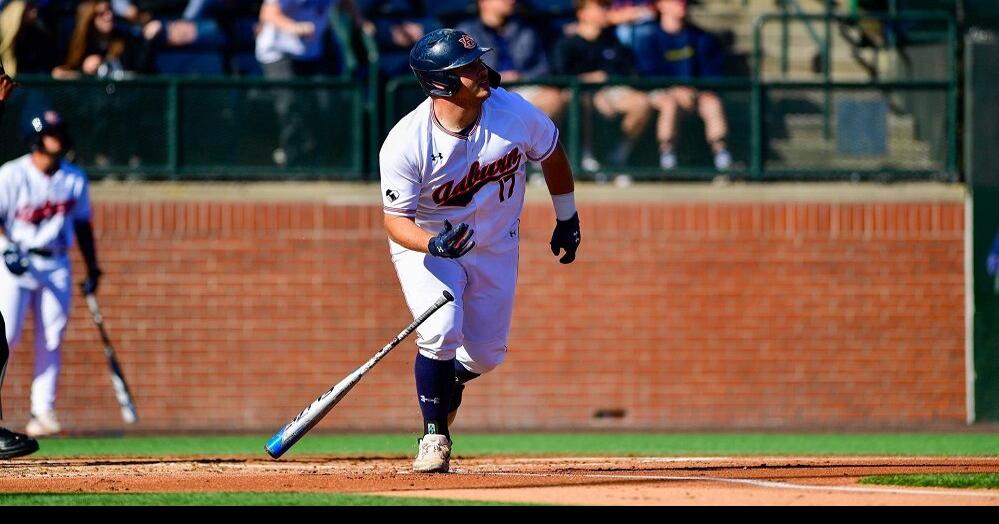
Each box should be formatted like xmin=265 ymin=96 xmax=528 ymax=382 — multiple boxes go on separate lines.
xmin=16 ymin=199 xmax=76 ymax=225
xmin=432 ymin=148 xmax=521 ymax=207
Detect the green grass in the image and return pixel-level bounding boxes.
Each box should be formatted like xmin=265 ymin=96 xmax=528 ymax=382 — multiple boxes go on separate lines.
xmin=31 ymin=432 xmax=999 ymax=458
xmin=0 ymin=492 xmax=515 ymax=506
xmin=859 ymin=473 xmax=999 ymax=489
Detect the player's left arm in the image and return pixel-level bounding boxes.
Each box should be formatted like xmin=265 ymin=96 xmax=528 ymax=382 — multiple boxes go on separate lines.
xmin=541 ymin=142 xmax=580 ymax=264
xmin=72 ymin=177 xmax=102 ymax=294
xmin=74 ymin=220 xmax=101 ymax=294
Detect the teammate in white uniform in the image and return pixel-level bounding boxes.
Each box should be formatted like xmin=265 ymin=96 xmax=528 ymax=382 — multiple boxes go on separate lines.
xmin=0 ymin=67 xmax=41 ymax=459
xmin=381 ymin=29 xmax=581 ymax=473
xmin=0 ymin=109 xmax=102 ymax=438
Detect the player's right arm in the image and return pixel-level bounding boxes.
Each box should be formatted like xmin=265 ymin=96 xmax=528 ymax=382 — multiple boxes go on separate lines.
xmin=383 ymin=215 xmax=433 ymax=253
xmin=380 ymin=129 xmax=474 ymax=258
xmin=380 ymin=127 xmax=430 ymax=252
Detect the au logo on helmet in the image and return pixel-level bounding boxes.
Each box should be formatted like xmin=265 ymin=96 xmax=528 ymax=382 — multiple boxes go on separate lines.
xmin=458 ymin=35 xmax=476 ymax=49
xmin=31 ymin=111 xmax=62 ymax=133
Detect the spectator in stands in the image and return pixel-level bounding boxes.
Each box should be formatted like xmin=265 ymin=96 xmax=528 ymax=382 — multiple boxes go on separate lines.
xmin=554 ymin=0 xmax=650 ymax=170
xmin=51 ymin=1 xmax=142 ymax=79
xmin=456 ymin=0 xmax=565 ymax=119
xmin=110 ymin=0 xmax=209 ymax=22
xmin=257 ymin=0 xmax=371 ymax=79
xmin=607 ymin=0 xmax=657 ymax=49
xmin=369 ymin=0 xmax=441 ymax=77
xmin=633 ymin=0 xmax=731 ymax=171
xmin=107 ymin=1 xmax=229 ymax=74
xmin=0 ymin=0 xmax=60 ymax=76
xmin=133 ymin=1 xmax=225 ymax=58
xmin=255 ymin=0 xmax=370 ymax=166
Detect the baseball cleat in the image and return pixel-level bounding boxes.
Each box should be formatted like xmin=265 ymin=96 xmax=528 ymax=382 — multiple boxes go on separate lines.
xmin=25 ymin=411 xmax=62 ymax=437
xmin=0 ymin=427 xmax=39 ymax=459
xmin=413 ymin=434 xmax=451 ymax=473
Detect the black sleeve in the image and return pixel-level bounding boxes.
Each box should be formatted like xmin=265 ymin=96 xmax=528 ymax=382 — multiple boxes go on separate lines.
xmin=552 ymin=38 xmax=570 ymax=75
xmin=613 ymin=41 xmax=638 ymax=76
xmin=555 ymin=37 xmax=584 ymax=76
xmin=0 ymin=100 xmax=5 ymax=125
xmin=73 ymin=220 xmax=100 ymax=275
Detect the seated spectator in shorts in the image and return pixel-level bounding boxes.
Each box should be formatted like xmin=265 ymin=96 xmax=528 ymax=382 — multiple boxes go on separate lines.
xmin=0 ymin=0 xmax=60 ymax=75
xmin=52 ymin=1 xmax=143 ymax=80
xmin=554 ymin=0 xmax=651 ymax=169
xmin=634 ymin=0 xmax=731 ymax=171
xmin=369 ymin=0 xmax=441 ymax=77
xmin=456 ymin=0 xmax=565 ymax=118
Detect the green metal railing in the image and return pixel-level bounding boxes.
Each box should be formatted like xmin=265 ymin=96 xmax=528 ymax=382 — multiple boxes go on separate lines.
xmin=385 ymin=75 xmax=954 ymax=181
xmin=753 ymin=10 xmax=957 ymax=178
xmin=1 ymin=75 xmax=365 ymax=179
xmin=0 ymin=12 xmax=958 ymax=182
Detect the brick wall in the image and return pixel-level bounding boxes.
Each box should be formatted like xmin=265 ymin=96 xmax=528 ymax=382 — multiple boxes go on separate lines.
xmin=0 ymin=200 xmax=966 ymax=432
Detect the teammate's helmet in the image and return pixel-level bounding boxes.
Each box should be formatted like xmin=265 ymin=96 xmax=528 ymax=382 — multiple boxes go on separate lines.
xmin=21 ymin=109 xmax=70 ymax=151
xmin=409 ymin=28 xmax=501 ymax=98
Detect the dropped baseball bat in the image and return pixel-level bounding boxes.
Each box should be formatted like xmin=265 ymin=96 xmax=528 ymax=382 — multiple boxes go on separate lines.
xmin=265 ymin=290 xmax=454 ymax=459
xmin=83 ymin=292 xmax=139 ymax=424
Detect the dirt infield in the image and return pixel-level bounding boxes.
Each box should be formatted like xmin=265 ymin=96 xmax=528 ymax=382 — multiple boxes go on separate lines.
xmin=2 ymin=456 xmax=997 ymax=505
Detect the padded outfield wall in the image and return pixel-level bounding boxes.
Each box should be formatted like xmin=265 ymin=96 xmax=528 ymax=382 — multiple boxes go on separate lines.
xmin=0 ymin=183 xmax=967 ymax=432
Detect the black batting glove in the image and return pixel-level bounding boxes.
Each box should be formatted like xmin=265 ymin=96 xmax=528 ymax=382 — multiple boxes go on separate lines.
xmin=79 ymin=268 xmax=103 ymax=295
xmin=550 ymin=212 xmax=580 ymax=264
xmin=2 ymin=245 xmax=28 ymax=276
xmin=428 ymin=219 xmax=475 ymax=258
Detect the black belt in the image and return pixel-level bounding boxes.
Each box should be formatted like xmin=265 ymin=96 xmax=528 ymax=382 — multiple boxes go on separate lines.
xmin=27 ymin=248 xmax=58 ymax=258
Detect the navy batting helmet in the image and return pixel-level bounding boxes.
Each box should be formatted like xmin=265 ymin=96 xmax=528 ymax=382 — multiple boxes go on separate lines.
xmin=21 ymin=109 xmax=69 ymax=151
xmin=409 ymin=28 xmax=501 ymax=98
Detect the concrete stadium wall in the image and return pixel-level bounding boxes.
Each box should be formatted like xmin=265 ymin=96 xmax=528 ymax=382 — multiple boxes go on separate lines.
xmin=0 ymin=196 xmax=966 ymax=432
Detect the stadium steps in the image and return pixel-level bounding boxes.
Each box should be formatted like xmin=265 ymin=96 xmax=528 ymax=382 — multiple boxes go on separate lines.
xmin=767 ymin=113 xmax=936 ymax=170
xmin=686 ymin=0 xmax=937 ymax=171
xmin=689 ymin=0 xmax=881 ymax=81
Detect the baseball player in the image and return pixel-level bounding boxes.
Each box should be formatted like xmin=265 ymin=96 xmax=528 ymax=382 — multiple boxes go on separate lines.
xmin=0 ymin=65 xmax=40 ymax=459
xmin=0 ymin=107 xmax=102 ymax=438
xmin=381 ymin=28 xmax=581 ymax=473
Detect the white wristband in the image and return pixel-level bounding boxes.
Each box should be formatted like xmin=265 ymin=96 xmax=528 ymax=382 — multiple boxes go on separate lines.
xmin=551 ymin=192 xmax=576 ymax=221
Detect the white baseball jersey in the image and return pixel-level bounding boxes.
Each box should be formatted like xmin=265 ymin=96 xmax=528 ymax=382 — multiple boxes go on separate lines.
xmin=380 ymin=87 xmax=559 ymax=373
xmin=0 ymin=154 xmax=92 ymax=255
xmin=0 ymin=154 xmax=91 ymax=416
xmin=380 ymin=87 xmax=559 ymax=254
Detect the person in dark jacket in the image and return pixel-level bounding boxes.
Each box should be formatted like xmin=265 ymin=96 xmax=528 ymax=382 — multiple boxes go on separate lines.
xmin=554 ymin=0 xmax=651 ymax=170
xmin=632 ymin=0 xmax=731 ymax=171
xmin=456 ymin=0 xmax=565 ymax=118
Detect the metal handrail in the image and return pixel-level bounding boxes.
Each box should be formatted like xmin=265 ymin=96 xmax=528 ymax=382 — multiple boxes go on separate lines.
xmin=753 ymin=10 xmax=957 ymax=174
xmin=778 ymin=0 xmax=830 ymax=76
